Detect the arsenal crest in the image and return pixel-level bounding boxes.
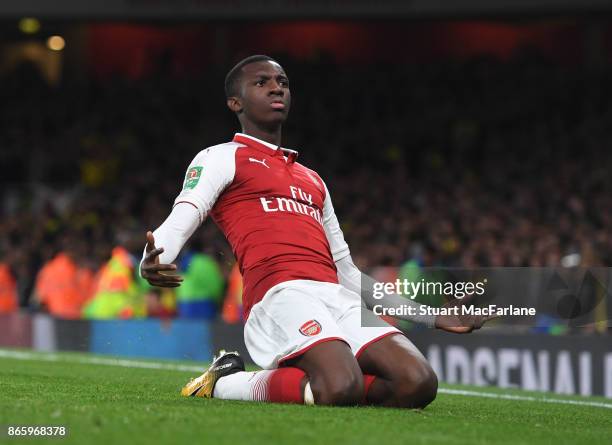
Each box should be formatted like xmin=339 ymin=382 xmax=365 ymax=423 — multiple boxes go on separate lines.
xmin=299 ymin=320 xmax=322 ymax=337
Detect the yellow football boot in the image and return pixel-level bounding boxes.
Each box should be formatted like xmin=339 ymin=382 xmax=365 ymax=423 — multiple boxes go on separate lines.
xmin=181 ymin=350 xmax=245 ymax=398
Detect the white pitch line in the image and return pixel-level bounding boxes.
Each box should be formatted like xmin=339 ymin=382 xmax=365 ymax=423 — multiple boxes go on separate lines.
xmin=2 ymin=349 xmax=612 ymax=410
xmin=0 ymin=349 xmax=204 ymax=373
xmin=437 ymin=388 xmax=612 ymax=409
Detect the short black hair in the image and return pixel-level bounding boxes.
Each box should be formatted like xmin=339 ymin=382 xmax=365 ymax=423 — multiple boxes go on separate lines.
xmin=224 ymin=54 xmax=279 ymax=98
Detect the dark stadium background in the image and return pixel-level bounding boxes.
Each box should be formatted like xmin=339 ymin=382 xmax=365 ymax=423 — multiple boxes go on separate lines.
xmin=1 ymin=0 xmax=611 ymax=398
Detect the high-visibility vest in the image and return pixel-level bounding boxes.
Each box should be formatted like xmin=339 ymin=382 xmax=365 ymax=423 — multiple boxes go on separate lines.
xmin=177 ymin=253 xmax=224 ymax=303
xmin=82 ymin=246 xmax=145 ymax=319
xmin=0 ymin=263 xmax=17 ymax=313
xmin=35 ymin=253 xmax=88 ymax=319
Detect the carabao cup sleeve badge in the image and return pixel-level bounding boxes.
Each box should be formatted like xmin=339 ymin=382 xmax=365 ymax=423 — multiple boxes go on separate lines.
xmin=299 ymin=320 xmax=322 ymax=336
xmin=183 ymin=166 xmax=203 ymax=190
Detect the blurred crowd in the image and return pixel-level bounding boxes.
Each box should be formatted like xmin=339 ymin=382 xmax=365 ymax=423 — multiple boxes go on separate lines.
xmin=1 ymin=50 xmax=612 ymax=323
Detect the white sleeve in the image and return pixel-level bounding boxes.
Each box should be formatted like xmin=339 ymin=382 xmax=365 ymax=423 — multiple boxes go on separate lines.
xmin=140 ymin=202 xmax=200 ymax=270
xmin=173 ymin=144 xmax=237 ymax=222
xmin=322 ymin=182 xmax=350 ymax=262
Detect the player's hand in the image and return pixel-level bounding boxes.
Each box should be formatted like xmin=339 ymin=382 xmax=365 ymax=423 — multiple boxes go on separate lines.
xmin=140 ymin=231 xmax=184 ymax=288
xmin=434 ymin=293 xmax=497 ymax=334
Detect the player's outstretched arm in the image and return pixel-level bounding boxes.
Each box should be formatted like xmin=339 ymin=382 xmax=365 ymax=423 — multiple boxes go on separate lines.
xmin=140 ymin=144 xmax=236 ymax=287
xmin=320 ymin=179 xmax=495 ymax=333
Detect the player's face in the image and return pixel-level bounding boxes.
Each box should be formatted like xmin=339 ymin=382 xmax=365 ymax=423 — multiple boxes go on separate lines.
xmin=232 ymin=61 xmax=291 ymax=127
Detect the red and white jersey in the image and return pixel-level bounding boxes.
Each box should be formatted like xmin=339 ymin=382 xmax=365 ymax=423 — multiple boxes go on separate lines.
xmin=174 ymin=133 xmax=350 ymax=318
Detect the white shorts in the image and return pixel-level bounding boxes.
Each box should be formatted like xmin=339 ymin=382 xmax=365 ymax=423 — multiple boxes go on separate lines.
xmin=244 ymin=279 xmax=402 ymax=369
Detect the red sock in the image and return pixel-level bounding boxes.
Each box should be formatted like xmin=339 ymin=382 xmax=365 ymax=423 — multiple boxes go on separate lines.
xmin=259 ymin=367 xmax=306 ymax=403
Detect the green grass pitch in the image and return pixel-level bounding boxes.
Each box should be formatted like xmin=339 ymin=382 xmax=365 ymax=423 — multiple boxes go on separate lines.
xmin=0 ymin=349 xmax=611 ymax=445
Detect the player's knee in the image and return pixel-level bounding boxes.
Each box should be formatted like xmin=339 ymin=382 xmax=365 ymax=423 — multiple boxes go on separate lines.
xmin=394 ymin=363 xmax=438 ymax=409
xmin=312 ymin=371 xmax=363 ymax=406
